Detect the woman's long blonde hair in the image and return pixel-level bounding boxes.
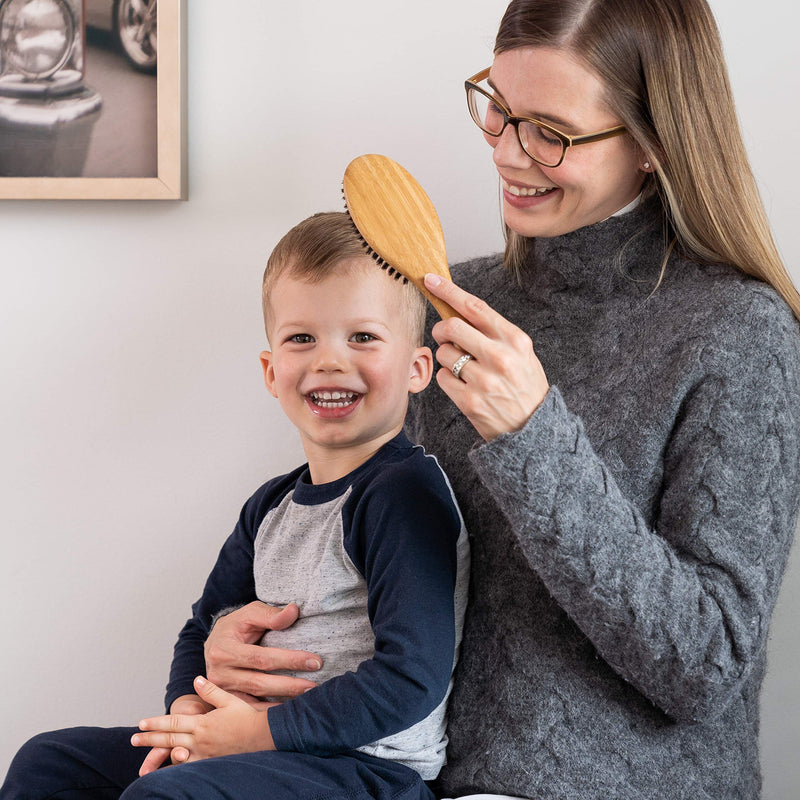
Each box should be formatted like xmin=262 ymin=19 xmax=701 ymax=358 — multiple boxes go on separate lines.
xmin=495 ymin=0 xmax=800 ymax=319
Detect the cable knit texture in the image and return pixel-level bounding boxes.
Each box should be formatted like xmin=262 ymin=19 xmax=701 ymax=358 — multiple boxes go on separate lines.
xmin=407 ymin=199 xmax=800 ymax=799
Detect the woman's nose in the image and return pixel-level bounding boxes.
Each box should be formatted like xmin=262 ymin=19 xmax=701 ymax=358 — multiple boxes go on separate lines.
xmin=489 ymin=125 xmax=532 ymax=170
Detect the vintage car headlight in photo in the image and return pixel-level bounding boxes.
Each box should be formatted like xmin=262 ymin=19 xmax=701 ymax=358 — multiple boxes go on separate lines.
xmin=1 ymin=0 xmax=76 ymax=78
xmin=0 ymin=0 xmax=102 ymax=177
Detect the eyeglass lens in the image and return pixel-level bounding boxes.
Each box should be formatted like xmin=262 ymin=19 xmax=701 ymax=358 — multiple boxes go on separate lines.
xmin=467 ymin=85 xmax=564 ymax=167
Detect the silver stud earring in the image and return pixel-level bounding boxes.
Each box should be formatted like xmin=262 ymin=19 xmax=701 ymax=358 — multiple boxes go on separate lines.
xmin=642 ymin=161 xmax=651 ymax=170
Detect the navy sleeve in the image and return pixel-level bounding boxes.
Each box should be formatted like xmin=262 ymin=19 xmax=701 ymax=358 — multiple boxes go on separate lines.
xmin=267 ymin=451 xmax=463 ymax=754
xmin=164 ymin=470 xmax=301 ymax=711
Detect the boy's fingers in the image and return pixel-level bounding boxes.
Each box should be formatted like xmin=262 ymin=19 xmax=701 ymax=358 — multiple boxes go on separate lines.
xmin=132 ymin=731 xmax=194 ymax=750
xmin=171 ymin=746 xmax=190 ymax=764
xmin=194 ymin=676 xmax=235 ymax=708
xmin=138 ymin=712 xmax=196 ymax=734
xmin=138 ymin=747 xmax=171 ymax=776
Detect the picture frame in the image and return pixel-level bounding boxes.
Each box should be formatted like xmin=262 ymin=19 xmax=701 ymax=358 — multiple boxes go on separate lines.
xmin=0 ymin=0 xmax=186 ymax=200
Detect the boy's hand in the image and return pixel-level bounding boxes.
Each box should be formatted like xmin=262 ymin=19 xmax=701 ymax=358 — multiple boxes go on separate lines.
xmin=137 ymin=693 xmax=213 ymax=776
xmin=132 ymin=677 xmax=278 ymax=770
xmin=171 ymin=694 xmax=214 ymax=715
xmin=205 ymin=601 xmax=322 ymax=701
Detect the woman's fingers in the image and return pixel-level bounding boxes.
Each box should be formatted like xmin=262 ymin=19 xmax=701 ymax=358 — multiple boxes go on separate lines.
xmin=425 ymin=273 xmax=508 ymax=339
xmin=437 ymin=343 xmax=477 ymax=381
xmin=424 ymin=275 xmax=550 ymax=441
xmin=205 ymin=640 xmax=321 ymax=675
xmin=204 ymin=601 xmax=322 ymax=701
xmin=212 ymin=667 xmax=318 ymax=699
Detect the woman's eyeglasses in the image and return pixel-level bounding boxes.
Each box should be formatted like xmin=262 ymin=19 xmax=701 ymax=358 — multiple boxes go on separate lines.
xmin=465 ymin=68 xmax=627 ymax=168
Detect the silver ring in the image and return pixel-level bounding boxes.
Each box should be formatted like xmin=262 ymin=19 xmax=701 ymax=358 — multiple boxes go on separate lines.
xmin=451 ymin=353 xmax=473 ymax=381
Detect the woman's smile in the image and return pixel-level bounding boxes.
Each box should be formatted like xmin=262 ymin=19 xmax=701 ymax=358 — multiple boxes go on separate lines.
xmin=502 ymin=178 xmax=557 ymax=197
xmin=501 ymin=176 xmax=560 ymax=209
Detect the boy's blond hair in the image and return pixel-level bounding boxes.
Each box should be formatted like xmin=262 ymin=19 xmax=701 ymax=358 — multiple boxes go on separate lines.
xmin=263 ymin=212 xmax=427 ymax=345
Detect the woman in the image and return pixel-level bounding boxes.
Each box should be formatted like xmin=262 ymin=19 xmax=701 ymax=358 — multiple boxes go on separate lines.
xmin=415 ymin=1 xmax=800 ymax=796
xmin=72 ymin=0 xmax=800 ymax=798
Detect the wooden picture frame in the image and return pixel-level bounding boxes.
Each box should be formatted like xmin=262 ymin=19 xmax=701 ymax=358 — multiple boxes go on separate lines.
xmin=0 ymin=0 xmax=186 ymax=200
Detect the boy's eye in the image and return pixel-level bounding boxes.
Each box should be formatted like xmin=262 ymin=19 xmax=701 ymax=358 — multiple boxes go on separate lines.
xmin=351 ymin=332 xmax=376 ymax=344
xmin=289 ymin=334 xmax=314 ymax=344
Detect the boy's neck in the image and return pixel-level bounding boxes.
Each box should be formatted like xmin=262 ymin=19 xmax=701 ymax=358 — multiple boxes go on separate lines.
xmin=304 ymin=426 xmax=403 ymax=485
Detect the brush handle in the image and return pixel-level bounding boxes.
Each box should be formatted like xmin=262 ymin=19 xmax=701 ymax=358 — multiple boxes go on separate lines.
xmin=422 ymin=288 xmax=461 ymax=320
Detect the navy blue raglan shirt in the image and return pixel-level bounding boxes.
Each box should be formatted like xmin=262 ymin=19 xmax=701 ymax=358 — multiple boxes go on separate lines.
xmin=166 ymin=432 xmax=469 ymax=779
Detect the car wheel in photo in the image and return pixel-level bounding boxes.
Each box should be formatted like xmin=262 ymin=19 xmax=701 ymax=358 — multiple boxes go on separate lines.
xmin=113 ymin=0 xmax=156 ymax=73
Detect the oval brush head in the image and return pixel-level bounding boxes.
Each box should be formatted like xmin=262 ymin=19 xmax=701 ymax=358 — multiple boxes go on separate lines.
xmin=343 ymin=154 xmax=461 ymax=320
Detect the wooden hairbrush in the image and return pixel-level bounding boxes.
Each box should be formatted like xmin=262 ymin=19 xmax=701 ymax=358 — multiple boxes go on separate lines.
xmin=342 ymin=154 xmax=460 ymax=320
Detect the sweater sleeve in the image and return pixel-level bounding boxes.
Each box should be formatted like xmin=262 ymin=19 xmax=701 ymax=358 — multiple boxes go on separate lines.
xmin=164 ymin=474 xmax=297 ymax=711
xmin=267 ymin=456 xmax=464 ymax=754
xmin=469 ymin=294 xmax=800 ymax=723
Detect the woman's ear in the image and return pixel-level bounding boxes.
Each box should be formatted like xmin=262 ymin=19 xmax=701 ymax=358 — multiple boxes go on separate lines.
xmin=408 ymin=346 xmax=434 ymax=394
xmin=259 ymin=351 xmax=279 ymax=398
xmin=637 ymin=143 xmax=657 ymax=173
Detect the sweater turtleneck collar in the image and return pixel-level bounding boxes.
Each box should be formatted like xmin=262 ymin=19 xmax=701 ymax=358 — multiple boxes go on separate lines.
xmin=520 ymin=196 xmax=669 ymax=301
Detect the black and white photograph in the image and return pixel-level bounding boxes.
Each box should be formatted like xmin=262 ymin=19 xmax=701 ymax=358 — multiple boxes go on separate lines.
xmin=0 ymin=0 xmax=183 ymax=198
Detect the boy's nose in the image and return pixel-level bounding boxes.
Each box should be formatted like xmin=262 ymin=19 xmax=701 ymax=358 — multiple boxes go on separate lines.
xmin=312 ymin=345 xmax=347 ymax=372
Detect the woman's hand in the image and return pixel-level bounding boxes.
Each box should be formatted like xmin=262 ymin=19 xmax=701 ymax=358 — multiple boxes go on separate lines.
xmin=424 ymin=273 xmax=549 ymax=441
xmin=204 ymin=601 xmax=322 ymax=703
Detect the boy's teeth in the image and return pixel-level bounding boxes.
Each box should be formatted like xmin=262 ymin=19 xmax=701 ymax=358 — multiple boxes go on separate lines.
xmin=310 ymin=391 xmax=359 ymax=407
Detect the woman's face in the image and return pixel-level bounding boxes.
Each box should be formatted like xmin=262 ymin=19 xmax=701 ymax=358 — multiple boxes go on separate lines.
xmin=486 ymin=46 xmax=646 ymax=238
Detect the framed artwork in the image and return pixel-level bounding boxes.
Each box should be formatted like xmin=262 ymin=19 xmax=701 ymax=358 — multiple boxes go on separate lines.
xmin=0 ymin=0 xmax=186 ymax=199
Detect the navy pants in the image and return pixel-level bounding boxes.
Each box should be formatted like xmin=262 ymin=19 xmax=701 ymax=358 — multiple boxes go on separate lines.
xmin=1 ymin=726 xmax=435 ymax=800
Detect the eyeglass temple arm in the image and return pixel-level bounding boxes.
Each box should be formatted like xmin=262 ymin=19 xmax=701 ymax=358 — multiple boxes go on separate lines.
xmin=570 ymin=126 xmax=627 ymax=145
xmin=466 ymin=67 xmax=491 ymax=85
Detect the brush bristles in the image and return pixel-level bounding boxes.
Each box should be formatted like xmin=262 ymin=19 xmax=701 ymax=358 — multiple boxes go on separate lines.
xmin=342 ymin=185 xmax=408 ymax=285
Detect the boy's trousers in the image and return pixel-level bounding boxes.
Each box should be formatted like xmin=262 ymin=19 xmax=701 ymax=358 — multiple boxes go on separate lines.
xmin=1 ymin=726 xmax=435 ymax=800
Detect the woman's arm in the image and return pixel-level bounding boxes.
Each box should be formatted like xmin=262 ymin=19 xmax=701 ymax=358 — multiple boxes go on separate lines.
xmin=425 ymin=274 xmax=800 ymax=722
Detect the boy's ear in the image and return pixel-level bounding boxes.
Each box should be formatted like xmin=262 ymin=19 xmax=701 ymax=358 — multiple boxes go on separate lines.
xmin=408 ymin=346 xmax=433 ymax=395
xmin=260 ymin=350 xmax=279 ymax=398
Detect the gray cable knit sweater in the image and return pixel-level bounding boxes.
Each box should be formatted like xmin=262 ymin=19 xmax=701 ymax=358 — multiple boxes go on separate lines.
xmin=406 ymin=199 xmax=800 ymax=799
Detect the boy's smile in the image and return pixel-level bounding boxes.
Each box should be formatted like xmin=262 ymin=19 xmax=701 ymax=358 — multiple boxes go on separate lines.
xmin=260 ymin=258 xmax=432 ymax=484
xmin=306 ymin=390 xmax=362 ymax=415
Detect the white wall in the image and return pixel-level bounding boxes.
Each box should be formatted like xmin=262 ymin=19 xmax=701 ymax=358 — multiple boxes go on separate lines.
xmin=1 ymin=2 xmax=798 ymax=796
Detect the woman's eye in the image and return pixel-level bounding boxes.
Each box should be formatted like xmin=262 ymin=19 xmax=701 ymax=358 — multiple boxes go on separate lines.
xmin=351 ymin=332 xmax=376 ymax=344
xmin=289 ymin=334 xmax=314 ymax=344
xmin=534 ymin=125 xmax=561 ymax=145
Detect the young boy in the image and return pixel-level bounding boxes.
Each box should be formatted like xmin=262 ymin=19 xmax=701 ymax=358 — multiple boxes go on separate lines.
xmin=1 ymin=212 xmax=469 ymax=800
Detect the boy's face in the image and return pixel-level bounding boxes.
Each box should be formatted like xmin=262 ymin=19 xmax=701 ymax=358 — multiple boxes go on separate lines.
xmin=260 ymin=258 xmax=432 ymax=480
